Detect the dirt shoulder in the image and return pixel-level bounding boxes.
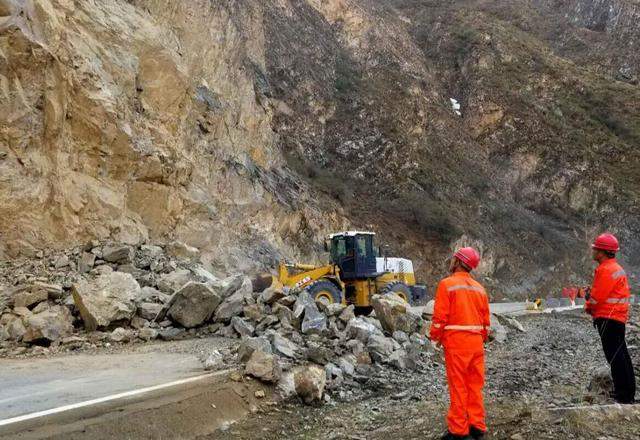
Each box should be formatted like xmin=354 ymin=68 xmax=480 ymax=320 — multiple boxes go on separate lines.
xmin=206 ymin=310 xmax=640 ymax=440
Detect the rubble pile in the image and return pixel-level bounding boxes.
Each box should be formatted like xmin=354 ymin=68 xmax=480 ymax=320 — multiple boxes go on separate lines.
xmin=204 ymin=289 xmax=438 ymax=405
xmin=0 ymin=242 xmax=525 ymax=405
xmin=0 ymin=241 xmax=246 ymax=355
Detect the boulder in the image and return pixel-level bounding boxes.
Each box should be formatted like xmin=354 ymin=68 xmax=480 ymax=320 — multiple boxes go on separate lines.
xmin=371 ymin=293 xmax=422 ymax=335
xmin=166 ymin=282 xmax=221 ymax=328
xmin=32 ymin=301 xmax=50 ymax=314
xmin=367 ymin=334 xmax=395 ymax=363
xmin=237 ymin=336 xmax=272 ymax=362
xmin=231 ymin=316 xmax=254 ymax=337
xmin=191 ymin=266 xmax=219 ymax=284
xmin=423 ymin=299 xmax=435 ymax=315
xmin=301 ymin=302 xmax=327 ymax=335
xmin=489 ymin=314 xmax=508 ymax=343
xmin=345 ymin=317 xmax=379 ymax=343
xmin=139 ymin=327 xmax=158 ymax=341
xmin=346 ymin=339 xmax=366 ymax=356
xmin=7 ymin=317 xmax=27 ymax=341
xmin=158 ymin=327 xmax=185 ymax=341
xmin=22 ymin=305 xmax=74 ymax=343
xmin=204 ymin=350 xmax=224 ymax=370
xmin=109 ymin=327 xmax=134 ymax=342
xmin=305 ymin=342 xmax=331 ymax=364
xmin=588 ymin=367 xmax=614 ymax=398
xmin=54 ymin=255 xmax=70 ymax=269
xmin=294 ymin=365 xmax=326 ymax=405
xmin=137 ymin=286 xmax=168 ymax=303
xmin=220 ymin=275 xmax=253 ymax=299
xmin=278 ymin=295 xmax=297 ymax=308
xmin=138 ymin=245 xmax=164 ymax=270
xmin=245 ymin=350 xmax=280 ymax=383
xmin=156 ymin=269 xmax=195 ymax=293
xmin=72 ymin=272 xmax=140 ymax=331
xmin=495 ymin=314 xmax=525 ymax=333
xmin=214 ymin=290 xmax=246 ymax=323
xmin=138 ymin=302 xmax=164 ymax=321
xmin=255 ymin=315 xmax=279 ymax=333
xmin=388 ymin=349 xmax=411 ymax=370
xmin=13 ymin=289 xmax=48 ymax=309
xmin=243 ymin=304 xmax=263 ymax=322
xmin=293 ymin=291 xmax=315 ymax=319
xmin=31 ymin=282 xmax=64 ymax=300
xmin=12 ymin=307 xmax=31 ymax=317
xmin=130 ymin=316 xmax=148 ymax=329
xmin=261 ymin=287 xmax=285 ymax=305
xmin=102 ymin=244 xmax=133 ymax=263
xmin=336 ymin=355 xmax=356 ymax=377
xmin=272 ymin=334 xmax=300 ymax=359
xmin=276 ymin=370 xmax=297 ymax=399
xmin=0 ymin=325 xmax=11 ymax=341
xmin=272 ymin=303 xmax=295 ymax=325
xmin=78 ymin=252 xmax=96 ymax=273
xmin=324 ymin=363 xmax=344 ymax=388
xmin=392 ymin=330 xmax=409 ymax=343
xmin=338 ymin=305 xmax=355 ymax=323
xmin=317 ymin=301 xmax=345 ymax=317
xmin=165 ymin=241 xmax=200 ymax=260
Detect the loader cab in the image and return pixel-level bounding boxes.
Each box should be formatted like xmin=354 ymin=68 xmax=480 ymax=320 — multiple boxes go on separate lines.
xmin=328 ymin=231 xmax=377 ymax=280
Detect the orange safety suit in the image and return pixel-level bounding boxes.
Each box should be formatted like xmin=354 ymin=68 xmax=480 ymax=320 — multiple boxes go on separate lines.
xmin=585 ymin=258 xmax=630 ymax=324
xmin=430 ymin=271 xmax=490 ymax=437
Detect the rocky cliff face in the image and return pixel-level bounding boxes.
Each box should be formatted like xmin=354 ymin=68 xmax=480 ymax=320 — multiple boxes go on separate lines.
xmin=0 ymin=0 xmax=348 ymax=276
xmin=1 ymin=0 xmax=639 ymax=297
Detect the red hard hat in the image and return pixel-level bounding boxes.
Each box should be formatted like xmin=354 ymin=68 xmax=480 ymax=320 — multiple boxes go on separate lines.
xmin=454 ymin=247 xmax=480 ymax=270
xmin=592 ymin=233 xmax=620 ymax=252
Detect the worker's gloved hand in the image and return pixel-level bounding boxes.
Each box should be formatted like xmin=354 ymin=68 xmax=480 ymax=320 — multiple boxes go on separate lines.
xmin=430 ymin=340 xmax=442 ymax=351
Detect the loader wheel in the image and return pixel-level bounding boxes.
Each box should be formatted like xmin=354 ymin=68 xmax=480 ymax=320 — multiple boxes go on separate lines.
xmin=306 ymin=280 xmax=342 ymax=305
xmin=382 ymin=282 xmax=413 ymax=304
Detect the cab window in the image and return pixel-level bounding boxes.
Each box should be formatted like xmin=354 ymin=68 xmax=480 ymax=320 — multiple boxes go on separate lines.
xmin=356 ymin=236 xmax=367 ymax=257
xmin=331 ymin=237 xmax=347 ymax=261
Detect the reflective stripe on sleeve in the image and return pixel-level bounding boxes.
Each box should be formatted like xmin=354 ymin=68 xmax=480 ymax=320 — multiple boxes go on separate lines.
xmin=606 ymin=297 xmax=630 ymax=304
xmin=612 ymin=269 xmax=626 ymax=280
xmin=446 ymin=285 xmax=485 ymax=293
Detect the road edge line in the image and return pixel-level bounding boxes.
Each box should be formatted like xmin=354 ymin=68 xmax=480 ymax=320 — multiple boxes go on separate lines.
xmin=0 ymin=371 xmax=228 ymax=427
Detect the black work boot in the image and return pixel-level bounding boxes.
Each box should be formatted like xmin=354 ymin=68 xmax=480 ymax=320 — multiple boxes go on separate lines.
xmin=469 ymin=426 xmax=486 ymax=439
xmin=440 ymin=432 xmax=471 ymax=440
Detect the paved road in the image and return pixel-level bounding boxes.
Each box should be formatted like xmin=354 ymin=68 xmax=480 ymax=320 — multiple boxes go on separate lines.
xmin=413 ymin=301 xmax=582 ymax=317
xmin=0 ymin=303 xmax=581 ymax=426
xmin=0 ymin=350 xmax=204 ymax=421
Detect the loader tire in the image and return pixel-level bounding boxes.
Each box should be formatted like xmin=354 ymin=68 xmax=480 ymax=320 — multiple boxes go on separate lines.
xmin=306 ymin=280 xmax=342 ymax=305
xmin=382 ymin=282 xmax=413 ymax=304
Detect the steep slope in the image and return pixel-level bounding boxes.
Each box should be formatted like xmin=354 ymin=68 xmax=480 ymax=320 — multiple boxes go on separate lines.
xmin=1 ymin=0 xmax=639 ymax=297
xmin=0 ymin=0 xmax=349 ymax=275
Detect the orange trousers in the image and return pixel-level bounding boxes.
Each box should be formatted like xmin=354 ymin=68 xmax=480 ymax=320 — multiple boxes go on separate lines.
xmin=444 ymin=341 xmax=486 ymax=435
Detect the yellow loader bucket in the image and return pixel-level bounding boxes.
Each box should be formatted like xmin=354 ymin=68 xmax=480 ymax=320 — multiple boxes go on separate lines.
xmin=251 ymin=273 xmax=283 ymax=293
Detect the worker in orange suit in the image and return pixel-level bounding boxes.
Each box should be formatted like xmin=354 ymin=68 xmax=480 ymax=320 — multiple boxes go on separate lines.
xmin=586 ymin=233 xmax=635 ymax=404
xmin=430 ymin=247 xmax=490 ymax=440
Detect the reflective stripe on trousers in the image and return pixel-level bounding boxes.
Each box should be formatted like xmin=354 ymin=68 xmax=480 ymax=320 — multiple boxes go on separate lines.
xmin=444 ymin=325 xmax=485 ymax=331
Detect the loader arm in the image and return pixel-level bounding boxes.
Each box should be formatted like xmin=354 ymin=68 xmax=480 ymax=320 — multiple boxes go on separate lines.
xmin=277 ymin=262 xmax=337 ymax=290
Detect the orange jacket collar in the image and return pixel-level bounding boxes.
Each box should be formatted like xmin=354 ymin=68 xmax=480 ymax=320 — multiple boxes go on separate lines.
xmin=597 ymin=258 xmax=617 ymax=269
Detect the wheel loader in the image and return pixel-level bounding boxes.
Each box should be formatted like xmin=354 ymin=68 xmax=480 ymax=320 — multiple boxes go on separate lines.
xmin=257 ymin=231 xmax=426 ymax=309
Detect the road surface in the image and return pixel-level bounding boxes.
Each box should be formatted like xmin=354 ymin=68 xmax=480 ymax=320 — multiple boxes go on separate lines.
xmin=0 ymin=351 xmax=204 ymax=420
